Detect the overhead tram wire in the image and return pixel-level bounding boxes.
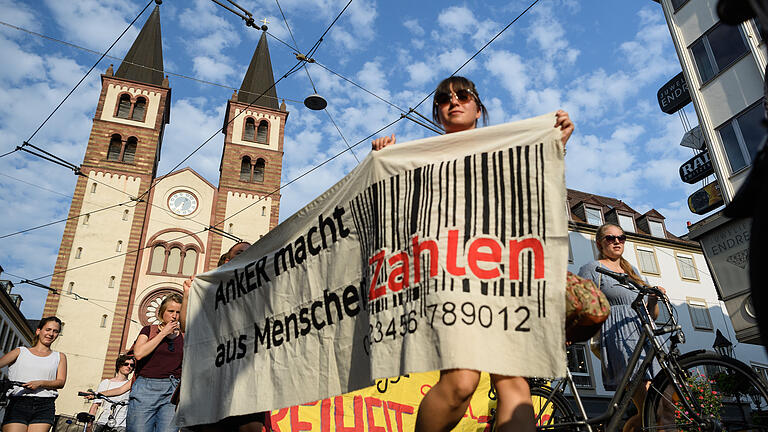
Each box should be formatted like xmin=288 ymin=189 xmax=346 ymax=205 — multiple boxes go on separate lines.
xmin=25 ymin=0 xmax=155 ymax=146
xmin=0 ymin=200 xmax=134 ymax=240
xmin=411 ymin=0 xmax=542 ymax=113
xmin=0 ymin=20 xmax=305 ymax=105
xmin=274 ymin=0 xmax=359 ymax=162
xmin=304 ymin=0 xmax=354 ymax=60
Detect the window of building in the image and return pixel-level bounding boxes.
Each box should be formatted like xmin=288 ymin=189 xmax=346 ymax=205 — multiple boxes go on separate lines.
xmin=752 ymin=363 xmax=768 ymax=387
xmin=718 ymin=101 xmax=765 ymax=173
xmin=67 ymin=282 xmax=74 ymax=295
xmin=107 ymin=135 xmax=122 ymax=161
xmin=150 ymin=245 xmax=166 ymax=273
xmin=567 ymin=344 xmax=593 ymax=388
xmin=167 ymin=247 xmax=182 ymax=274
xmin=116 ymin=94 xmax=132 ymax=118
xmin=636 ymin=247 xmax=660 ymax=274
xmin=656 ymin=301 xmax=672 ymax=325
xmin=671 ymin=0 xmax=689 ymax=11
xmin=240 ymin=156 xmax=252 ymax=182
xmin=100 ymin=315 xmax=108 ymax=328
xmin=108 ymin=276 xmax=115 ymax=289
xmin=0 ymin=323 xmax=8 ymax=352
xmin=122 ymin=210 xmax=130 ymax=221
xmin=182 ymin=249 xmax=197 ymax=276
xmin=83 ymin=214 xmax=90 ymax=225
xmin=676 ymin=254 xmax=698 ymax=280
xmin=228 ymin=223 xmax=234 ymax=234
xmin=687 ymin=299 xmax=714 ymax=330
xmin=116 ymin=240 xmax=123 ymax=252
xmin=4 ymin=335 xmax=13 ymax=352
xmin=256 ymin=120 xmax=269 ymax=144
xmin=243 ymin=118 xmax=256 ymax=141
xmin=123 ymin=137 xmax=137 ymax=163
xmin=91 ymin=183 xmax=97 ymax=194
xmin=568 ymin=235 xmax=574 ymax=263
xmin=132 ymin=97 xmax=146 ymax=121
xmin=584 ymin=206 xmax=603 ymax=226
xmin=618 ymin=214 xmax=635 ymax=233
xmin=690 ymin=22 xmax=748 ymax=83
xmin=75 ymin=248 xmax=82 ymax=259
xmin=648 ymin=220 xmax=665 ymax=238
xmin=262 ymin=206 xmax=266 ymax=217
xmin=253 ymin=158 xmax=265 ymax=183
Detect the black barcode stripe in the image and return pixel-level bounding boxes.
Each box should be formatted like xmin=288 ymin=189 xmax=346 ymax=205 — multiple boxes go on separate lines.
xmin=436 ymin=162 xmax=444 ymax=237
xmin=516 ymin=147 xmax=524 ymax=239
xmin=481 ymin=152 xmax=490 ymax=235
xmin=463 ymin=155 xmax=472 ymax=243
xmin=525 ymin=145 xmax=532 ymax=235
xmin=508 ymin=149 xmax=517 ymax=238
xmin=452 ymin=161 xmax=457 ymax=227
xmin=540 ymin=144 xmax=546 ymax=240
xmin=535 ymin=144 xmax=541 ymax=237
xmin=426 ymin=164 xmax=435 ymax=237
xmin=410 ymin=167 xmax=422 ymax=235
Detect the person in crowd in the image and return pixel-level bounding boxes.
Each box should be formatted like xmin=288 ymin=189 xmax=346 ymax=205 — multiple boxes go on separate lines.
xmin=372 ymin=76 xmax=573 ymax=432
xmin=577 ymin=223 xmax=667 ymax=432
xmin=87 ymin=354 xmax=134 ymax=432
xmin=181 ymin=242 xmax=266 ymax=431
xmin=0 ymin=316 xmax=66 ymax=432
xmin=117 ymin=294 xmax=184 ymax=432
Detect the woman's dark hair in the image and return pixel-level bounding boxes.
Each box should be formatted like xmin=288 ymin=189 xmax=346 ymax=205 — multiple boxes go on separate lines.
xmin=432 ymin=76 xmax=489 ymax=128
xmin=217 ymin=252 xmax=230 ymax=267
xmin=33 ymin=316 xmax=62 ymax=345
xmin=114 ymin=353 xmax=134 ymax=373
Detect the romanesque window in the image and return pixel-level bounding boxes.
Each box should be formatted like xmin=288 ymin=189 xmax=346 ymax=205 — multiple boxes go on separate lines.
xmin=108 ymin=276 xmax=115 ymax=289
xmin=100 ymin=315 xmax=108 ymax=328
xmin=256 ymin=120 xmax=268 ymax=144
xmin=148 ymin=243 xmax=199 ymax=276
xmin=116 ymin=94 xmax=132 ymax=118
xmin=67 ymin=282 xmax=74 ymax=294
xmin=132 ymin=97 xmax=146 ymax=121
xmin=116 ymin=240 xmax=123 ymax=252
xmin=123 ymin=137 xmax=137 ymax=163
xmin=244 ymin=118 xmax=256 ymax=141
xmin=91 ymin=183 xmax=97 ymax=194
xmin=262 ymin=206 xmax=266 ymax=216
xmin=75 ymin=248 xmax=82 ymax=259
xmin=240 ymin=156 xmax=252 ymax=181
xmin=253 ymin=158 xmax=265 ymax=183
xmin=108 ymin=135 xmax=122 ymax=161
xmin=83 ymin=214 xmax=90 ymax=225
xmin=122 ymin=210 xmax=130 ymax=221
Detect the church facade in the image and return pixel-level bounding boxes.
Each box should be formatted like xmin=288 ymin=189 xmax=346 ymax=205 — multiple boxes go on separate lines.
xmin=42 ymin=6 xmax=288 ymax=414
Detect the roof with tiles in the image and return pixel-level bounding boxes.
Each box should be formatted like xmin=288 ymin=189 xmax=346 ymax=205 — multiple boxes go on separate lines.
xmin=566 ymin=188 xmax=687 ymax=242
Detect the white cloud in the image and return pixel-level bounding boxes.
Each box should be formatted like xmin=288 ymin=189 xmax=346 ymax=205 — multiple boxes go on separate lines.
xmin=406 ymin=62 xmax=434 ymax=88
xmin=192 ymin=56 xmax=237 ymax=81
xmin=403 ymin=19 xmax=424 ymax=36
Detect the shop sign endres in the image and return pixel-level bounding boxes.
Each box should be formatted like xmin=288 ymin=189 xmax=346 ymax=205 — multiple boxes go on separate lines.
xmin=657 ymin=72 xmax=691 ymax=114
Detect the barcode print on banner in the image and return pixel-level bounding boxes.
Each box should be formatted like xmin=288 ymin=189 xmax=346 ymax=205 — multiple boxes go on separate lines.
xmin=348 ymin=143 xmax=549 ymax=317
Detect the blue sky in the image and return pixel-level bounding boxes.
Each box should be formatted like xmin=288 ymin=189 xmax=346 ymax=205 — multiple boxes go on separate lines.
xmin=0 ymin=0 xmax=711 ymax=318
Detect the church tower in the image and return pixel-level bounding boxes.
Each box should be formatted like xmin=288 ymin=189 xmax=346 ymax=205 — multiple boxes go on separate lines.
xmin=42 ymin=5 xmax=170 ymax=414
xmin=208 ymin=30 xmax=288 ymax=267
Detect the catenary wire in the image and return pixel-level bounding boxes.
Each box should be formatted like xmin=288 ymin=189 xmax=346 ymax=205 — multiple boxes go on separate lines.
xmin=0 ymin=20 xmax=304 ymax=105
xmin=25 ymin=0 xmax=155 ymax=145
xmin=305 ymin=0 xmax=354 ymax=59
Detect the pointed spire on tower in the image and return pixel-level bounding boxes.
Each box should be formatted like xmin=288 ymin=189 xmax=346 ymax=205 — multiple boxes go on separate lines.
xmin=115 ymin=5 xmax=164 ymax=86
xmin=238 ymin=31 xmax=278 ymax=109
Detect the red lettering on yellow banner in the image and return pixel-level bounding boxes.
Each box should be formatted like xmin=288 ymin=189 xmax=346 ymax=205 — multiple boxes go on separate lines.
xmin=335 ymin=395 xmax=364 ymax=432
xmin=364 ymin=397 xmax=387 ymax=432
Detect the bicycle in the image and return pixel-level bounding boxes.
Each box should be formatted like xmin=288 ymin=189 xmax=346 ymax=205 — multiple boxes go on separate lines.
xmin=528 ymin=266 xmax=768 ymax=431
xmin=0 ymin=378 xmax=30 ymax=406
xmin=76 ymin=390 xmax=128 ymax=432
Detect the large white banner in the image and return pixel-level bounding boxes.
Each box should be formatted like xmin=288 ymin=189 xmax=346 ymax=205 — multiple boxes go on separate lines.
xmin=176 ymin=113 xmax=568 ymax=427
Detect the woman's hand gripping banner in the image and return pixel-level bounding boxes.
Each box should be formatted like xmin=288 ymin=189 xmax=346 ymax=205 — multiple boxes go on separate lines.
xmin=175 ymin=113 xmax=568 ymax=427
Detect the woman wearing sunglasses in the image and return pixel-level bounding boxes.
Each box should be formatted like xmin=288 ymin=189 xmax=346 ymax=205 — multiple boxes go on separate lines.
xmin=577 ymin=223 xmax=665 ymax=432
xmin=373 ymin=76 xmax=573 ymax=432
xmin=88 ymin=354 xmax=135 ymax=432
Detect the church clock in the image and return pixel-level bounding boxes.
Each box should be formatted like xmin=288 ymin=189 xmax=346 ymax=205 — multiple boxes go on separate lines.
xmin=168 ymin=191 xmax=198 ymax=216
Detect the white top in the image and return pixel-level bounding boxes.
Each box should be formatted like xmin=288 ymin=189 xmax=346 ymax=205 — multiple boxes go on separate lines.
xmin=7 ymin=347 xmax=60 ymax=398
xmin=94 ymin=378 xmax=129 ymax=426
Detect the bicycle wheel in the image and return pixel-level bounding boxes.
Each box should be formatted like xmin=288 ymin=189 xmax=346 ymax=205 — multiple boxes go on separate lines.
xmin=530 ymin=384 xmax=578 ymax=429
xmin=643 ymin=351 xmax=768 ymax=431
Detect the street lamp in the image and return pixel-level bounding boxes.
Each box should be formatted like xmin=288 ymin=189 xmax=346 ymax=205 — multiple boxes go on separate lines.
xmin=713 ymin=329 xmax=734 ymax=357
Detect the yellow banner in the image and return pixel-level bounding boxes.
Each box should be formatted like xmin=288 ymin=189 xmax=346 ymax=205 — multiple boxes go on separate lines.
xmin=269 ymin=372 xmax=497 ymax=432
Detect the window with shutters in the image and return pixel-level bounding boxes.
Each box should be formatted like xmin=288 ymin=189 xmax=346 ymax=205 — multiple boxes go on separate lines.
xmin=132 ymin=97 xmax=146 ymax=121
xmin=584 ymin=206 xmax=603 ymax=226
xmin=116 ymin=94 xmax=132 ymax=118
xmin=123 ymin=137 xmax=137 ymax=163
xmin=676 ymin=254 xmax=699 ymax=280
xmin=687 ymin=299 xmax=713 ymax=330
xmin=256 ymin=120 xmax=268 ymax=144
xmin=253 ymin=158 xmax=265 ymax=183
xmin=240 ymin=156 xmax=252 ymax=182
xmin=618 ymin=214 xmax=635 ymax=233
xmin=243 ymin=118 xmax=256 ymax=141
xmin=107 ymin=135 xmax=122 ymax=161
xmin=636 ymin=246 xmax=660 ymax=275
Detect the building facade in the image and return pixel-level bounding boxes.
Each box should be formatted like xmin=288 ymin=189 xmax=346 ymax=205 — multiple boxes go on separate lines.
xmin=653 ymin=0 xmax=766 ymax=343
xmin=564 ymin=189 xmax=768 ymax=412
xmin=41 ymin=6 xmax=288 ymax=415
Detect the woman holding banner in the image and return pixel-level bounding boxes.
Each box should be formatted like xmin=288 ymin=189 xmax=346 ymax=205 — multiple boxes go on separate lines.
xmin=372 ymin=76 xmax=573 ymax=432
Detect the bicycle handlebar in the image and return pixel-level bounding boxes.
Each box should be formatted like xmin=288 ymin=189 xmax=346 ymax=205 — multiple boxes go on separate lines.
xmin=78 ymin=391 xmax=127 ymax=406
xmin=595 ymin=267 xmax=664 ymax=297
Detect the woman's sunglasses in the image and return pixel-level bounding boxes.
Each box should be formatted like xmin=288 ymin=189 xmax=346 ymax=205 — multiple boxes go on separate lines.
xmin=603 ymin=234 xmax=627 ymax=244
xmin=434 ymin=89 xmax=476 ymax=106
xmin=123 ymin=362 xmax=135 ymax=368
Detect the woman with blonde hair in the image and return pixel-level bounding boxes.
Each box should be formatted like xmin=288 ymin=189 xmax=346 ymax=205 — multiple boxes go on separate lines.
xmin=577 ymin=223 xmax=665 ymax=432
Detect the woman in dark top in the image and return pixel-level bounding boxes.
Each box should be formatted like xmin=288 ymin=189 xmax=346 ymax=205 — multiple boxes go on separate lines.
xmin=127 ymin=294 xmax=184 ymax=432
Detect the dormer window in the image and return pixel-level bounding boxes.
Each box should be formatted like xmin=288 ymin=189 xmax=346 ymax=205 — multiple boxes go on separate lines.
xmin=584 ymin=206 xmax=603 ymax=226
xmin=648 ymin=220 xmax=665 ymax=238
xmin=617 ymin=213 xmax=635 ymax=233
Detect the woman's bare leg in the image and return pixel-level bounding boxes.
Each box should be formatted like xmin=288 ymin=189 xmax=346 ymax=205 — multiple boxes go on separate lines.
xmin=624 ymin=381 xmax=651 ymax=432
xmin=415 ymin=369 xmax=481 ymax=432
xmin=490 ymin=375 xmax=535 ymax=432
xmin=2 ymin=424 xmax=28 ymax=432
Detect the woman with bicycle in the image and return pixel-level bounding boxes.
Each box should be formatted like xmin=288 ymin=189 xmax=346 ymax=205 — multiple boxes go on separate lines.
xmin=372 ymin=76 xmax=573 ymax=432
xmin=87 ymin=354 xmax=134 ymax=432
xmin=578 ymin=223 xmax=666 ymax=432
xmin=0 ymin=316 xmax=66 ymax=432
